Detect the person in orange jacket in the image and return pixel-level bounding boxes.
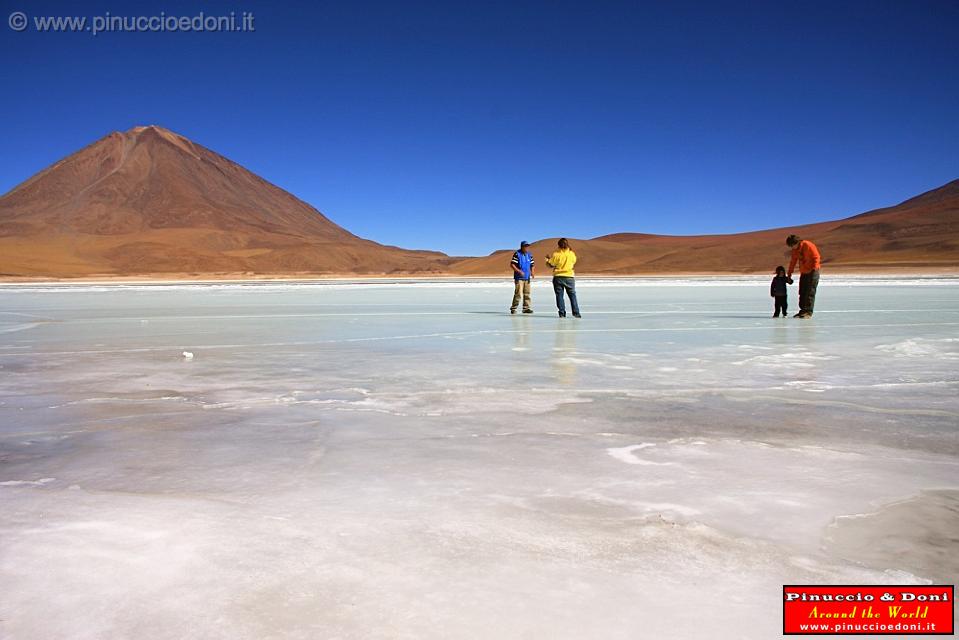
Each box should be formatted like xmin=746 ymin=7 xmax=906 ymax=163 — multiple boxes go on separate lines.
xmin=786 ymin=234 xmax=821 ymax=318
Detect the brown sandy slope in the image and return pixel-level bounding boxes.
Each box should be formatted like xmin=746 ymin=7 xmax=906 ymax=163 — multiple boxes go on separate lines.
xmin=0 ymin=126 xmax=452 ymax=278
xmin=2 ymin=126 xmax=956 ymax=278
xmin=450 ymin=179 xmax=959 ymax=275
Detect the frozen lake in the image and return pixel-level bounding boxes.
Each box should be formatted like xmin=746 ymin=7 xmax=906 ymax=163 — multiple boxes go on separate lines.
xmin=1 ymin=277 xmax=957 ymax=639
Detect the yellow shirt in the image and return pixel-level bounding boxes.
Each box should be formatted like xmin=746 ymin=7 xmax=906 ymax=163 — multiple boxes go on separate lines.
xmin=547 ymin=249 xmax=576 ymax=276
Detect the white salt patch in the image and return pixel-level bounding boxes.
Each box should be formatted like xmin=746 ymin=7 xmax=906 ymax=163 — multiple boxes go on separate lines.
xmin=607 ymin=444 xmax=676 ymax=466
xmin=635 ymin=502 xmax=701 ymax=516
xmin=876 ymin=337 xmax=959 ymax=359
xmin=0 ymin=478 xmax=55 ymax=487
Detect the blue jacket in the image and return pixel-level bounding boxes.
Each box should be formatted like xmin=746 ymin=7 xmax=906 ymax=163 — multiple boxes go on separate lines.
xmin=511 ymin=250 xmax=534 ymax=280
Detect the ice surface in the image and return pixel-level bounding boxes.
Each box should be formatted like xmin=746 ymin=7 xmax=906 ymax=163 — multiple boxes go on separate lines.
xmin=1 ymin=277 xmax=957 ymax=639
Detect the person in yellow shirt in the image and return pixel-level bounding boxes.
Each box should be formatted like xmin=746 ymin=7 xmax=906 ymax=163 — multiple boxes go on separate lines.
xmin=545 ymin=238 xmax=581 ymax=318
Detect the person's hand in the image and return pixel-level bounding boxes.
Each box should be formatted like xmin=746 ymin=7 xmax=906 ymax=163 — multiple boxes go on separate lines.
xmin=787 ymin=277 xmax=794 ymax=285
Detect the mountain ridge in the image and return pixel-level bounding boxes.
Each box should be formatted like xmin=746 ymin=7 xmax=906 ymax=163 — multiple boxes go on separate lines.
xmin=1 ymin=126 xmax=956 ymax=278
xmin=449 ymin=179 xmax=959 ymax=275
xmin=0 ymin=125 xmax=451 ymax=277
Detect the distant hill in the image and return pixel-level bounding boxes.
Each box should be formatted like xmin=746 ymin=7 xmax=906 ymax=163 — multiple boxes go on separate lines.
xmin=1 ymin=126 xmax=956 ymax=278
xmin=0 ymin=125 xmax=451 ymax=277
xmin=450 ymin=180 xmax=959 ymax=275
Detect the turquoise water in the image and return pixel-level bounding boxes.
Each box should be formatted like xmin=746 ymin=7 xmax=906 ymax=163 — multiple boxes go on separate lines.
xmin=1 ymin=278 xmax=957 ymax=639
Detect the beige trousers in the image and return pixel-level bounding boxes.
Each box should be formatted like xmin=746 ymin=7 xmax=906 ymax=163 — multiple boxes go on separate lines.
xmin=511 ymin=279 xmax=531 ymax=311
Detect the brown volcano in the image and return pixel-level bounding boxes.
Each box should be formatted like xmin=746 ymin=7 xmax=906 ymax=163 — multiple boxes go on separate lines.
xmin=0 ymin=125 xmax=451 ymax=277
xmin=1 ymin=126 xmax=956 ymax=278
xmin=450 ymin=179 xmax=959 ymax=275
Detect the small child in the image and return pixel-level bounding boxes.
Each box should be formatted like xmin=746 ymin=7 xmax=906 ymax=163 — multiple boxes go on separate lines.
xmin=770 ymin=266 xmax=793 ymax=317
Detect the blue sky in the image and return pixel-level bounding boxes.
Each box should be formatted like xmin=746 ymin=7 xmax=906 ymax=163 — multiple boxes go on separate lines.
xmin=1 ymin=0 xmax=957 ymax=255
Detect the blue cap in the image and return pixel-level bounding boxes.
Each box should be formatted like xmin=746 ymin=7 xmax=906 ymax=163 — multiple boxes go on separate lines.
xmin=520 ymin=240 xmax=530 ymax=247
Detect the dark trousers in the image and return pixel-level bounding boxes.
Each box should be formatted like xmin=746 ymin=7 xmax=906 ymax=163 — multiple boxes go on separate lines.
xmin=774 ymin=296 xmax=787 ymax=316
xmin=552 ymin=276 xmax=580 ymax=316
xmin=798 ymin=270 xmax=820 ymax=314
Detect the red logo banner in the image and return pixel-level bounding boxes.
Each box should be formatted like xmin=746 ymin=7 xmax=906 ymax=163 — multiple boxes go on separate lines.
xmin=783 ymin=585 xmax=954 ymax=635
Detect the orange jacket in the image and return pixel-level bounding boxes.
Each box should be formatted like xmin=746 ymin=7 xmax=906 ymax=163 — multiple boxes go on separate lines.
xmin=788 ymin=240 xmax=821 ymax=276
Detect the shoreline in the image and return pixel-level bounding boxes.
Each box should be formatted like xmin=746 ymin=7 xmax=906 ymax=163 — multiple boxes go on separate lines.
xmin=1 ymin=270 xmax=957 ymax=287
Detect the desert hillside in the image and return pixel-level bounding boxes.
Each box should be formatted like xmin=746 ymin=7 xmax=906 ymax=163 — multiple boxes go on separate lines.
xmin=450 ymin=180 xmax=959 ymax=275
xmin=0 ymin=126 xmax=451 ymax=277
xmin=1 ymin=126 xmax=956 ymax=278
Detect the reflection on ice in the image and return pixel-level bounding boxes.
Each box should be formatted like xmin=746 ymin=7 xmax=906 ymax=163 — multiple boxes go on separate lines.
xmin=1 ymin=278 xmax=958 ymax=639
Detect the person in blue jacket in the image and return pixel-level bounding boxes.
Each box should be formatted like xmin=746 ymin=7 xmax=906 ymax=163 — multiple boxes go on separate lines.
xmin=510 ymin=241 xmax=535 ymax=314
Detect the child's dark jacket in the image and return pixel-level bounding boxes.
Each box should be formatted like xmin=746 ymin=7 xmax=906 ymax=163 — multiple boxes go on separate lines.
xmin=770 ymin=275 xmax=791 ymax=297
